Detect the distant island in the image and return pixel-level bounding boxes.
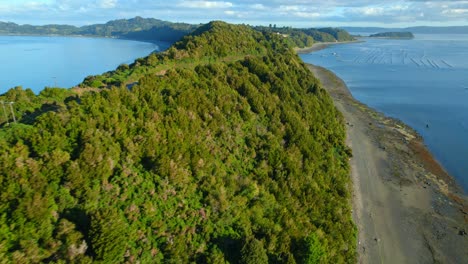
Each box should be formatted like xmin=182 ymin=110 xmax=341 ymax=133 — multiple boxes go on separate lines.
xmin=369 ymin=32 xmax=414 ymax=39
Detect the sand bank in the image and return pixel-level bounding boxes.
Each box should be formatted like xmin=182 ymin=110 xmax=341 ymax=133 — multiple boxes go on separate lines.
xmin=305 ymin=64 xmax=467 ymax=263
xmin=295 ymin=40 xmax=362 ymax=54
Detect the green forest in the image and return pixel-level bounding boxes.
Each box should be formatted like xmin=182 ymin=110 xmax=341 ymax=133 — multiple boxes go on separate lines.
xmin=254 ymin=26 xmax=354 ymax=48
xmin=0 ymin=21 xmax=356 ymax=263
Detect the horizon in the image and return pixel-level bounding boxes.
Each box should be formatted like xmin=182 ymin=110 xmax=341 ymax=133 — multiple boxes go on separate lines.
xmin=1 ymin=1 xmax=468 ymax=28
xmin=2 ymin=16 xmax=468 ymax=30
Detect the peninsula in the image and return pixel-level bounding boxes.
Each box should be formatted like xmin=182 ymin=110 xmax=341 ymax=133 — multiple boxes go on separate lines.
xmin=1 ymin=18 xmax=466 ymax=264
xmin=0 ymin=21 xmax=356 ymax=263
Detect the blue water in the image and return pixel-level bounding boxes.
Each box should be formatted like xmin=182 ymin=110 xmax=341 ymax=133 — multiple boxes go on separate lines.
xmin=300 ymin=34 xmax=468 ymax=191
xmin=0 ymin=36 xmax=167 ymax=93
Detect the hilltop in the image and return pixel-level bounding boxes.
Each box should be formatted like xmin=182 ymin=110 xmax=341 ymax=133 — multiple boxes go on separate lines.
xmin=0 ymin=21 xmax=355 ymax=263
xmin=79 ymin=21 xmax=354 ymax=89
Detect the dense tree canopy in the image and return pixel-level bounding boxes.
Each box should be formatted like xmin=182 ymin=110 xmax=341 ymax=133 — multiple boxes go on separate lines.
xmin=0 ymin=21 xmax=355 ymax=263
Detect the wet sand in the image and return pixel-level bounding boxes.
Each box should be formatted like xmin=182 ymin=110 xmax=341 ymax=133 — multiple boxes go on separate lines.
xmin=306 ymin=64 xmax=467 ymax=263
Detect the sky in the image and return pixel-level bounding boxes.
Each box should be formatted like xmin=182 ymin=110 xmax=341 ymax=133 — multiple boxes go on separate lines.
xmin=1 ymin=0 xmax=468 ymax=27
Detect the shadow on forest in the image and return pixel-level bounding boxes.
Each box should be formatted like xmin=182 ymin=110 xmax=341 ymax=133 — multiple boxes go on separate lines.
xmin=213 ymin=236 xmax=242 ymax=264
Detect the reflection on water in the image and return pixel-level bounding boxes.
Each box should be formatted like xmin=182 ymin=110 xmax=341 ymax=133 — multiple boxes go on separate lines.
xmin=0 ymin=36 xmax=166 ymax=93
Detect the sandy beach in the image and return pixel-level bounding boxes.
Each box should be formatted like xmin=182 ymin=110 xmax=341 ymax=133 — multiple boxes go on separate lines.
xmin=305 ymin=64 xmax=468 ymax=263
xmin=295 ymin=40 xmax=362 ymax=54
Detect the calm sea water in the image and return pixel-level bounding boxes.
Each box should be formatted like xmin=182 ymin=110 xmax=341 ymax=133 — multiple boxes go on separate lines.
xmin=0 ymin=36 xmax=167 ymax=93
xmin=300 ymin=34 xmax=468 ymax=191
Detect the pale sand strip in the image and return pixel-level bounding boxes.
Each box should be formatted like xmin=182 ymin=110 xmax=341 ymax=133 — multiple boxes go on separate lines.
xmin=295 ymin=40 xmax=362 ymax=54
xmin=306 ymin=63 xmax=468 ymax=263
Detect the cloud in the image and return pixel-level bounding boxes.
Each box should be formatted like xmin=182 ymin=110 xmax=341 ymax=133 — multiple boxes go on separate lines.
xmin=338 ymin=0 xmax=468 ymax=24
xmin=224 ymin=10 xmax=250 ymax=18
xmin=99 ymin=0 xmax=118 ymax=9
xmin=279 ymin=5 xmax=303 ymax=12
xmin=178 ymin=1 xmax=233 ymax=9
xmin=443 ymin=8 xmax=468 ymax=15
xmin=293 ymin=12 xmax=321 ymax=19
xmin=0 ymin=0 xmax=467 ymax=27
xmin=360 ymin=7 xmax=385 ymax=16
xmin=249 ymin=4 xmax=267 ymax=10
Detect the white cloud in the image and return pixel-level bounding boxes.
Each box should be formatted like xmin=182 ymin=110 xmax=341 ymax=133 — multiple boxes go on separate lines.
xmin=224 ymin=10 xmax=248 ymax=18
xmin=99 ymin=0 xmax=118 ymax=9
xmin=279 ymin=5 xmax=302 ymax=12
xmin=443 ymin=8 xmax=468 ymax=14
xmin=178 ymin=1 xmax=233 ymax=9
xmin=249 ymin=3 xmax=266 ymax=10
xmin=293 ymin=12 xmax=320 ymax=18
xmin=1 ymin=0 xmax=468 ymax=27
xmin=361 ymin=7 xmax=384 ymax=16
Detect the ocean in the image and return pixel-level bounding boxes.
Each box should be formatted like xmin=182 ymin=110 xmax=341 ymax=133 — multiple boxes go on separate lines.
xmin=300 ymin=34 xmax=468 ymax=191
xmin=0 ymin=36 xmax=166 ymax=93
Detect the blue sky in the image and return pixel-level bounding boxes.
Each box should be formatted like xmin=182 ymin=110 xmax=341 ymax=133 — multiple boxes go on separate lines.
xmin=1 ymin=0 xmax=468 ymax=27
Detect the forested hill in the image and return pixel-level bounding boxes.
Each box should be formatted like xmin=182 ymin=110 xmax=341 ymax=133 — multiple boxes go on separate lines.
xmin=80 ymin=17 xmax=196 ymax=43
xmin=0 ymin=16 xmax=196 ymax=43
xmin=369 ymin=31 xmax=414 ymax=39
xmin=255 ymin=26 xmax=355 ymax=48
xmin=0 ymin=21 xmax=356 ymax=263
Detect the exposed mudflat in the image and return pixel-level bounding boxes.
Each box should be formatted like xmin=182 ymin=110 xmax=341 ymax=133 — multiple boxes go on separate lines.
xmin=307 ymin=64 xmax=467 ymax=263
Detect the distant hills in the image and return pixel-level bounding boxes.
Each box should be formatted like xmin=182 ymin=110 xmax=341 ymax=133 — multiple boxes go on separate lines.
xmin=0 ymin=16 xmax=197 ymax=43
xmin=343 ymin=26 xmax=468 ymax=35
xmin=0 ymin=17 xmax=354 ymax=47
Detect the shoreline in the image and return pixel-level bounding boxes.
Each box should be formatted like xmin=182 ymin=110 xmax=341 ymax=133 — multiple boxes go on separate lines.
xmin=295 ymin=40 xmax=362 ymax=54
xmin=0 ymin=33 xmax=169 ymax=46
xmin=305 ymin=63 xmax=467 ymax=262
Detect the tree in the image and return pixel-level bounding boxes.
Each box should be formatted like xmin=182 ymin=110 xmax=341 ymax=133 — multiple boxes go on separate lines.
xmin=302 ymin=234 xmax=325 ymax=264
xmin=89 ymin=209 xmax=129 ymax=263
xmin=240 ymin=238 xmax=268 ymax=264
